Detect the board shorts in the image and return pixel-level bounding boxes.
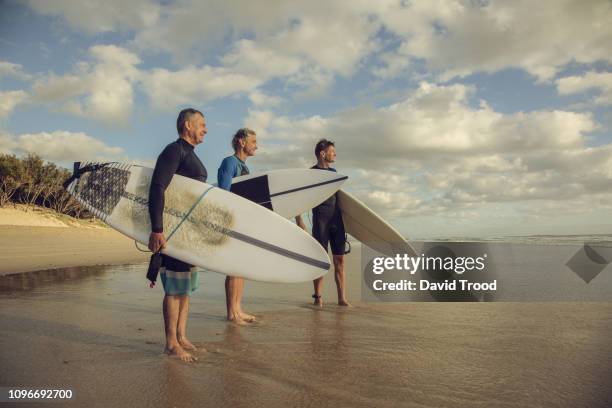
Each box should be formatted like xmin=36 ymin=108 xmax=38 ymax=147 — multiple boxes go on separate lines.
xmin=160 ymin=267 xmax=199 ymax=296
xmin=312 ymin=212 xmax=346 ymax=256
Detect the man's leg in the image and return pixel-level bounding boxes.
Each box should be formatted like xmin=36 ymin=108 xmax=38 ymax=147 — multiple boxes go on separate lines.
xmin=163 ymin=294 xmax=197 ymax=362
xmin=333 ymin=255 xmax=351 ymax=306
xmin=226 ymin=276 xmax=245 ymax=324
xmin=226 ymin=277 xmax=255 ymax=323
xmin=236 ymin=278 xmax=256 ymax=322
xmin=177 ymin=295 xmax=197 ymax=351
xmin=313 ymin=277 xmax=323 ymax=307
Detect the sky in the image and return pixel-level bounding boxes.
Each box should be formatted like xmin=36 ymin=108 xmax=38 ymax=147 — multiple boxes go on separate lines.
xmin=0 ymin=0 xmax=611 ymax=239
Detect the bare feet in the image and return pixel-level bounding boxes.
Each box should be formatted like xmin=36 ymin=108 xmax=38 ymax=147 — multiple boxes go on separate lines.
xmin=338 ymin=299 xmax=352 ymax=307
xmin=164 ymin=345 xmax=198 ymax=363
xmin=177 ymin=336 xmax=197 ymax=351
xmin=239 ymin=311 xmax=257 ymax=322
xmin=313 ymin=297 xmax=323 ymax=308
xmin=227 ymin=312 xmax=247 ymax=326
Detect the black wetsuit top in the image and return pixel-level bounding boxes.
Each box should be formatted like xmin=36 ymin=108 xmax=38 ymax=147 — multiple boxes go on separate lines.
xmin=149 ymin=138 xmax=207 ymax=271
xmin=311 ymin=165 xmax=340 ymax=219
xmin=311 ymin=165 xmax=346 ymax=255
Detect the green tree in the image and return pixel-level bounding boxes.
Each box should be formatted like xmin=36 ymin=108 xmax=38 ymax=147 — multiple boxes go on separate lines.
xmin=0 ymin=154 xmax=24 ymax=207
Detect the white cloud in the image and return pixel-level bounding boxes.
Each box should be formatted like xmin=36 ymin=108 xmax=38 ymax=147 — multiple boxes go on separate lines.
xmin=132 ymin=1 xmax=278 ymax=62
xmin=0 ymin=90 xmax=29 ymax=118
xmin=429 ymin=153 xmax=609 ymax=204
xmin=249 ymin=143 xmax=312 ymax=170
xmin=26 ymin=0 xmax=160 ymax=34
xmin=141 ymin=66 xmax=260 ymax=110
xmin=248 ymin=90 xmax=282 ymax=108
xmin=134 ymin=1 xmax=379 ymax=67
xmin=243 ymin=82 xmax=611 ymax=220
xmin=0 ymin=133 xmax=19 ymax=154
xmin=376 ymin=0 xmax=612 ymax=81
xmin=250 ymin=82 xmax=594 ymax=165
xmin=138 ymin=35 xmax=310 ymax=110
xmin=556 ymin=71 xmax=612 ymax=106
xmin=222 ymin=39 xmax=303 ymax=79
xmin=0 ymin=130 xmax=126 ymax=163
xmin=24 ymin=1 xmax=612 ymax=90
xmin=32 ymin=45 xmax=141 ymax=125
xmin=260 ymin=7 xmax=378 ymax=77
xmin=0 ymin=61 xmax=31 ymax=80
xmin=137 ymin=1 xmax=380 ymax=105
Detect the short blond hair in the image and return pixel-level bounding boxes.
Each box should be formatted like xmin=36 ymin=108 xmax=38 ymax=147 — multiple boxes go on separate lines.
xmin=232 ymin=128 xmax=256 ymax=152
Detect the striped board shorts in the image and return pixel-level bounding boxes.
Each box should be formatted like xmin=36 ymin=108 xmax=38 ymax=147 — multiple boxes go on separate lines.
xmin=160 ymin=267 xmax=200 ymax=296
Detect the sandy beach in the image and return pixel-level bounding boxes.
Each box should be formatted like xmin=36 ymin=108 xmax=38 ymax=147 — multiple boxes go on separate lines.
xmin=0 ymin=207 xmax=610 ymax=406
xmin=0 ymin=228 xmax=611 ymax=407
xmin=0 ymin=206 xmax=148 ymax=275
xmin=0 ymin=226 xmax=149 ymax=275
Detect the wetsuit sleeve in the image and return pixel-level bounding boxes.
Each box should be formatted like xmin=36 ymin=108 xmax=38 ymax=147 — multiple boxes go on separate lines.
xmin=149 ymin=144 xmax=182 ymax=233
xmin=217 ymin=157 xmax=236 ymax=191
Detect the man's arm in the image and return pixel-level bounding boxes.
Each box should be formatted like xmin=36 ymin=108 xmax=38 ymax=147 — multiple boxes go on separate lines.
xmin=217 ymin=157 xmax=236 ymax=191
xmin=148 ymin=143 xmax=182 ymax=252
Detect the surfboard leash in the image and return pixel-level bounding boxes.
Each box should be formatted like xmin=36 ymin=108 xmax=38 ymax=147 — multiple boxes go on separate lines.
xmin=144 ymin=185 xmax=215 ymax=288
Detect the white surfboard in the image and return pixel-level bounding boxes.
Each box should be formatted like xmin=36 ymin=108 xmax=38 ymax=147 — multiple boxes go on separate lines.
xmin=337 ymin=190 xmax=417 ymax=257
xmin=65 ymin=162 xmax=331 ymax=283
xmin=228 ymin=169 xmax=348 ymax=218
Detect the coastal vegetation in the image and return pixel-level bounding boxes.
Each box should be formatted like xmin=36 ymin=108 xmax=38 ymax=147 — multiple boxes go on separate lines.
xmin=0 ymin=154 xmax=87 ymax=218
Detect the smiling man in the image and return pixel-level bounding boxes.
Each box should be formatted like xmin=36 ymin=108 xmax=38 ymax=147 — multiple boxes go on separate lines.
xmin=148 ymin=108 xmax=208 ymax=363
xmin=217 ymin=127 xmax=258 ymax=324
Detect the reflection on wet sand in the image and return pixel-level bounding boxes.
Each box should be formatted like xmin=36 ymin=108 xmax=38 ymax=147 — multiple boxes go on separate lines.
xmin=0 ymin=264 xmax=114 ymax=292
xmin=162 ymin=358 xmax=196 ymax=407
xmin=1 ymin=263 xmax=611 ymax=407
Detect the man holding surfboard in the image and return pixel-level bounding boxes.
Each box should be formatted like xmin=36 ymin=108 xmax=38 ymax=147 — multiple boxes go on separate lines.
xmin=148 ymin=108 xmax=208 ymax=362
xmin=297 ymin=139 xmax=351 ymax=307
xmin=218 ymin=128 xmax=258 ymax=324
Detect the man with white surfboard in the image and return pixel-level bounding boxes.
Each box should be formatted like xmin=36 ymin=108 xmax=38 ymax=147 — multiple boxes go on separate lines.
xmin=217 ymin=128 xmax=258 ymax=324
xmin=296 ymin=139 xmax=351 ymax=308
xmin=148 ymin=108 xmax=208 ymax=363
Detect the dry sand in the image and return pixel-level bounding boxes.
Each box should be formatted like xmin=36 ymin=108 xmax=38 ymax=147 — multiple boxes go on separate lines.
xmin=0 ymin=204 xmax=105 ymax=228
xmin=0 ymin=225 xmax=149 ymax=275
xmin=0 ymin=205 xmax=148 ymax=275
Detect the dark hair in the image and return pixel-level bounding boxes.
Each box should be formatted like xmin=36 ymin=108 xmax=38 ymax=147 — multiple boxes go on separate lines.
xmin=232 ymin=128 xmax=256 ymax=152
xmin=176 ymin=108 xmax=203 ymax=135
xmin=315 ymin=138 xmax=335 ymax=158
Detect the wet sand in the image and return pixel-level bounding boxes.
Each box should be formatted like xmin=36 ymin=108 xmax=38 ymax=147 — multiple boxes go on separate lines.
xmin=0 ymin=226 xmax=149 ymax=275
xmin=1 ymin=244 xmax=611 ymax=407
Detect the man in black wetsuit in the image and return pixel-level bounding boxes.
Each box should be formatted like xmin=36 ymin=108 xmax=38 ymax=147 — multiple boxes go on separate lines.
xmin=148 ymin=108 xmax=208 ymax=363
xmin=296 ymin=139 xmax=351 ymax=308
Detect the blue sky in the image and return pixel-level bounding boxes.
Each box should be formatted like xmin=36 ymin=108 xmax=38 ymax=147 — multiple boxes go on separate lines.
xmin=1 ymin=0 xmax=611 ymax=239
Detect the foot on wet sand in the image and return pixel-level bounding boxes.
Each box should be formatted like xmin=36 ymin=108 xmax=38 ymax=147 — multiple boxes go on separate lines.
xmin=313 ymin=298 xmax=323 ymax=308
xmin=177 ymin=337 xmax=197 ymax=351
xmin=239 ymin=312 xmax=257 ymax=322
xmin=227 ymin=313 xmax=247 ymax=326
xmin=338 ymin=299 xmax=352 ymax=307
xmin=164 ymin=346 xmax=198 ymax=363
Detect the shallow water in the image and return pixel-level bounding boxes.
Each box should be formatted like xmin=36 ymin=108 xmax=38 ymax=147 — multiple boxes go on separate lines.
xmin=1 ymin=261 xmax=611 ymax=407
